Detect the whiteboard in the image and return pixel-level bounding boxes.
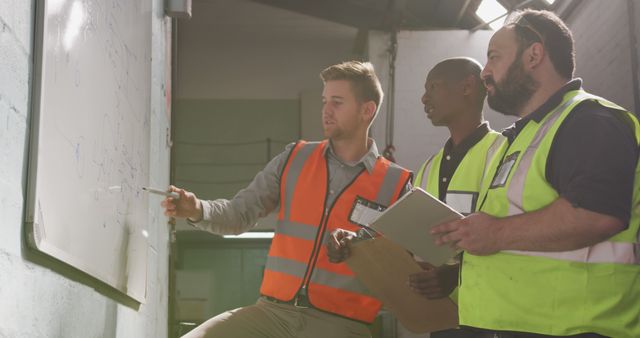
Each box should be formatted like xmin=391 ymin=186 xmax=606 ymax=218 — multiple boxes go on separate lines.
xmin=25 ymin=0 xmax=152 ymax=302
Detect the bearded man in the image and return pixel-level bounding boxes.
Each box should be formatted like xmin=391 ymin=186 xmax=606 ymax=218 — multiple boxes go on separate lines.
xmin=432 ymin=9 xmax=640 ymax=338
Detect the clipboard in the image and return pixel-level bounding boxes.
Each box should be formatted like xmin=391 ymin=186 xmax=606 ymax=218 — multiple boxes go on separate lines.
xmin=370 ymin=187 xmax=462 ymax=265
xmin=346 ymin=236 xmax=458 ymax=333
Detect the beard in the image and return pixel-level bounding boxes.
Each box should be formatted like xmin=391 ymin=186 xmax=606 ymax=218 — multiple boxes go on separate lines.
xmin=485 ymin=54 xmax=538 ymax=117
xmin=324 ymin=123 xmax=349 ymax=141
xmin=324 ymin=128 xmax=342 ymax=139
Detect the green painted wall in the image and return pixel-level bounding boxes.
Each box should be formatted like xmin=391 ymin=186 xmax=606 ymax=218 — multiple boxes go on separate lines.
xmin=178 ymin=238 xmax=270 ymax=317
xmin=176 ymin=231 xmax=271 ymax=319
xmin=172 ymin=99 xmax=298 ymax=325
xmin=173 ymin=99 xmax=300 ymax=199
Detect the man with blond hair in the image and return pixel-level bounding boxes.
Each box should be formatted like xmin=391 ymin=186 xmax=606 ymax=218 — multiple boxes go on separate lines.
xmin=162 ymin=61 xmax=412 ymax=338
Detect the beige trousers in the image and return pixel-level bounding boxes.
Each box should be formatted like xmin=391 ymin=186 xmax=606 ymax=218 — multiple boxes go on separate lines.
xmin=182 ymin=297 xmax=372 ymax=338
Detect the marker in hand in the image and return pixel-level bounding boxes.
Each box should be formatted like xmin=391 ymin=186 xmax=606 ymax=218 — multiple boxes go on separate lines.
xmin=142 ymin=186 xmax=180 ymax=199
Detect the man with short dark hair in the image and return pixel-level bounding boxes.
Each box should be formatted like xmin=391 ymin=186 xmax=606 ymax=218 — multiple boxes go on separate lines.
xmin=327 ymin=57 xmax=505 ymax=337
xmin=163 ymin=61 xmax=412 ymax=338
xmin=408 ymin=57 xmax=504 ymax=338
xmin=432 ymin=9 xmax=640 ymax=337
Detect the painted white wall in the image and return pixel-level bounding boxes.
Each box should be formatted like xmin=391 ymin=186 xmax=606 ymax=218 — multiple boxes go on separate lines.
xmin=369 ymin=30 xmax=517 ymax=173
xmin=0 ymin=0 xmax=171 ymax=337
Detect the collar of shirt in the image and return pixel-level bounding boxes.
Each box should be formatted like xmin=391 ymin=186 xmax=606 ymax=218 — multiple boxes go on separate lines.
xmin=324 ymin=138 xmax=379 ymax=174
xmin=438 ymin=122 xmax=490 ymax=201
xmin=503 ymin=78 xmax=582 ymax=142
xmin=443 ymin=122 xmax=490 ymax=159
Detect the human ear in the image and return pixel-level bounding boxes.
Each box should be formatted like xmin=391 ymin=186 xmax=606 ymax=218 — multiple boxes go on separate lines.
xmin=362 ymin=101 xmax=376 ymax=122
xmin=461 ymin=75 xmax=475 ymax=96
xmin=526 ymin=42 xmax=544 ymax=69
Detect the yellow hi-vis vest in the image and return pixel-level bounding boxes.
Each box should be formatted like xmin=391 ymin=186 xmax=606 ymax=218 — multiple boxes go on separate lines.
xmin=461 ymin=89 xmax=640 ymax=337
xmin=415 ymin=130 xmax=505 ymax=215
xmin=415 ymin=129 xmax=505 ymax=303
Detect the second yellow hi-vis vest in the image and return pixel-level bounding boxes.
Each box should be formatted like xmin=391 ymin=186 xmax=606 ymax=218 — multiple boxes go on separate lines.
xmin=415 ymin=130 xmax=505 ymax=304
xmin=461 ymin=90 xmax=640 ymax=337
xmin=415 ymin=130 xmax=505 ymax=215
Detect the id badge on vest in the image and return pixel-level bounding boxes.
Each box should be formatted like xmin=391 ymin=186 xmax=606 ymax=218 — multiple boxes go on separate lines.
xmin=445 ymin=191 xmax=478 ymax=215
xmin=490 ymin=151 xmax=520 ymax=189
xmin=349 ymin=196 xmax=387 ymax=227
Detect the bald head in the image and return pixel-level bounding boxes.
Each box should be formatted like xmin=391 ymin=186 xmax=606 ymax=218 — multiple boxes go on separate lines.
xmin=421 ymin=57 xmax=487 ymax=128
xmin=429 ymin=57 xmax=482 ymax=80
xmin=428 ymin=57 xmax=486 ymax=109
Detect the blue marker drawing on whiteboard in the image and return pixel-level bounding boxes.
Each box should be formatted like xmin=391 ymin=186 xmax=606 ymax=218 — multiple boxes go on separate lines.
xmin=142 ymin=187 xmax=179 ymax=199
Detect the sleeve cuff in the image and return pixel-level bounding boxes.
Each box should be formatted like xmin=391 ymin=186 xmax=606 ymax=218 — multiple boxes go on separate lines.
xmin=187 ymin=200 xmax=212 ymax=228
xmin=561 ymin=193 xmax=630 ymax=229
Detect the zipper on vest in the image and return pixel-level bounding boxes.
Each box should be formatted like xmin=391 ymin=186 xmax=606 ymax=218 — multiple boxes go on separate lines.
xmin=302 ymin=205 xmax=332 ymax=287
xmin=294 ymin=162 xmax=332 ymax=298
xmin=294 ymin=162 xmax=366 ymax=300
xmin=297 ymin=206 xmax=329 ymax=298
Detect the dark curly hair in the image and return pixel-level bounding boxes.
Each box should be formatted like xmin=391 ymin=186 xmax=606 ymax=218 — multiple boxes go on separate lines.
xmin=506 ymin=9 xmax=575 ymax=79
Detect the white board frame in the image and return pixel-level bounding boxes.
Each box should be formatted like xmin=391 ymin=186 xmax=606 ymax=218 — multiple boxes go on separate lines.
xmin=25 ymin=0 xmax=152 ymax=302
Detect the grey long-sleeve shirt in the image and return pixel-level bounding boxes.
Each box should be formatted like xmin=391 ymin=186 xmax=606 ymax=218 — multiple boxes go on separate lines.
xmin=189 ymin=140 xmax=409 ymax=235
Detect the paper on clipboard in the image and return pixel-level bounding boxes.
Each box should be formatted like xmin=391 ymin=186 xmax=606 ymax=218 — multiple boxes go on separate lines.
xmin=346 ymin=236 xmax=458 ymax=333
xmin=369 ymin=187 xmax=462 ymax=265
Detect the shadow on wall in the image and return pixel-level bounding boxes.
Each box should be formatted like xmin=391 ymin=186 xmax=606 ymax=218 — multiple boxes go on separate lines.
xmin=20 ymin=232 xmax=142 ymax=310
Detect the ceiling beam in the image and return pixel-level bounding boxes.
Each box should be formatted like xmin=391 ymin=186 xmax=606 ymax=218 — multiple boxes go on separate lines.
xmin=454 ymin=0 xmax=473 ymax=26
xmin=250 ymin=0 xmax=393 ymax=30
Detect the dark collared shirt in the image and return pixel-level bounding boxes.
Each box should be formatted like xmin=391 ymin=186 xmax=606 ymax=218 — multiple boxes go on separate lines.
xmin=438 ymin=123 xmax=490 ymax=201
xmin=502 ymin=79 xmax=638 ymax=224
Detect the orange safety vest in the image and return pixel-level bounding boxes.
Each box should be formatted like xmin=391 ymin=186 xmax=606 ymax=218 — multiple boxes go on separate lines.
xmin=260 ymin=140 xmax=412 ymax=323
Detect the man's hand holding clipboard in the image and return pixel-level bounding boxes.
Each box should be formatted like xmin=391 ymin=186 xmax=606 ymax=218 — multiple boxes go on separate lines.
xmin=325 ymin=188 xmax=462 ymax=333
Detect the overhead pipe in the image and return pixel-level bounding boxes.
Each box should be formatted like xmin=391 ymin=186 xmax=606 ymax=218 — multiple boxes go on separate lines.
xmin=383 ymin=30 xmax=398 ymax=162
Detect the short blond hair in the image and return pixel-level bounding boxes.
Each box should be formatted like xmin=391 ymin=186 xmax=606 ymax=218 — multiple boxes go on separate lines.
xmin=320 ymin=61 xmax=384 ymax=114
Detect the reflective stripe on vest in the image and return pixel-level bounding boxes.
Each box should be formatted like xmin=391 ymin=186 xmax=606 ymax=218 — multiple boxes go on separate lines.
xmin=265 ymin=256 xmax=370 ymax=295
xmin=504 ymin=241 xmax=637 ymax=264
xmin=261 ymin=140 xmax=411 ymax=323
xmin=415 ymin=131 xmax=505 ymax=304
xmin=415 ymin=154 xmax=435 ymax=192
xmin=377 ymin=161 xmax=406 ymax=206
xmin=502 ymin=91 xmax=639 ymax=265
xmin=281 ymin=142 xmax=320 ymax=220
